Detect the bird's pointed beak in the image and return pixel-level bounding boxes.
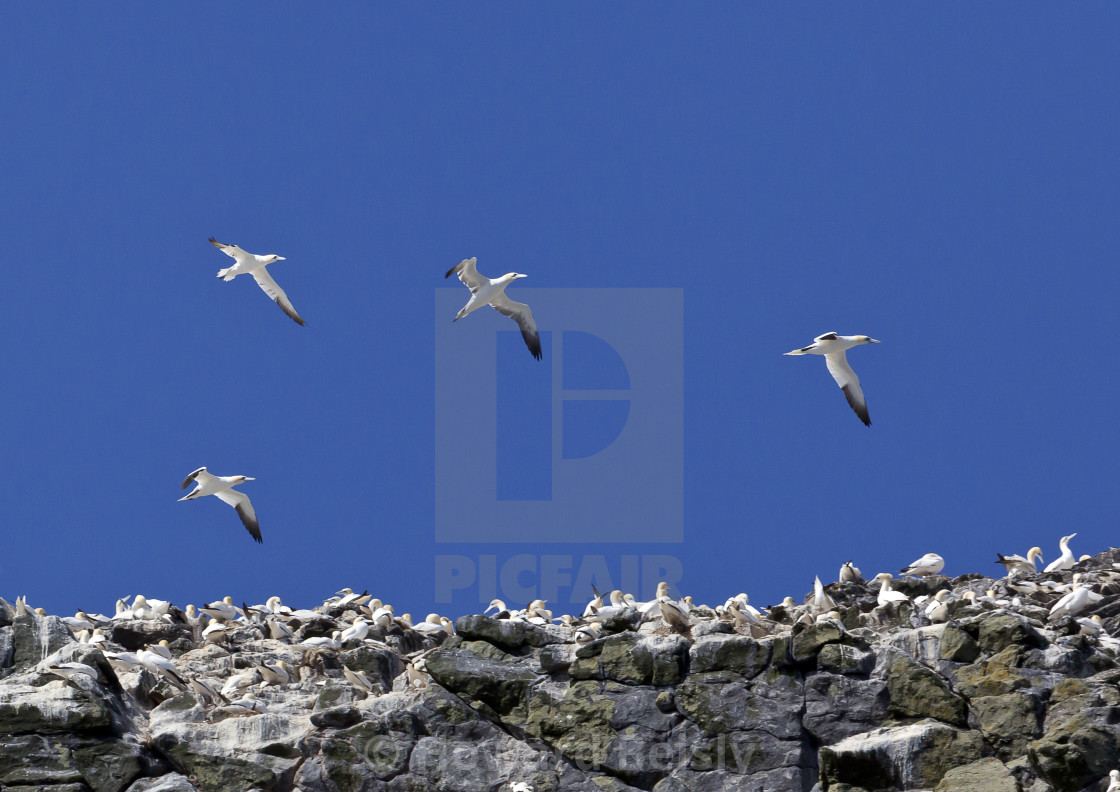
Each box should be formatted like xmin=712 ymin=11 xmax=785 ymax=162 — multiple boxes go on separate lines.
xmin=276 ymin=256 xmax=286 ymax=261
xmin=869 ymin=338 xmax=881 ymax=343
xmin=177 ymin=494 xmax=191 ymax=502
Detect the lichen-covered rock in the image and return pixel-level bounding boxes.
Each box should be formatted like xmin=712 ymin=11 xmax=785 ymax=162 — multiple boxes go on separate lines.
xmin=689 ymin=635 xmax=771 ymax=677
xmin=976 ymin=612 xmax=1047 ymax=655
xmin=820 ymin=721 xmax=984 ymax=790
xmin=791 ymin=621 xmax=845 ymax=663
xmin=884 ymin=654 xmax=967 ymax=725
xmin=817 ymin=643 xmax=874 ymax=675
xmin=939 ymin=623 xmax=980 ymax=663
xmin=425 ymin=646 xmax=538 ymax=715
xmin=934 ymin=756 xmax=1018 ymax=792
xmin=970 ymin=692 xmax=1042 ymax=759
xmin=454 ymin=614 xmax=556 ymax=653
xmin=0 ymin=681 xmax=114 ymax=734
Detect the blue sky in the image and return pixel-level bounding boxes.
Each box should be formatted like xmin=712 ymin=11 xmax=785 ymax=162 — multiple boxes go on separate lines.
xmin=2 ymin=6 xmax=1118 ymax=619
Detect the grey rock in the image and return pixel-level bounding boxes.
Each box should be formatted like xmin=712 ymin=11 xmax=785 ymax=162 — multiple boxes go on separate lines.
xmin=934 ymin=757 xmax=1018 ymax=792
xmin=124 ymin=774 xmax=199 ymax=792
xmin=820 ymin=721 xmax=984 ymax=790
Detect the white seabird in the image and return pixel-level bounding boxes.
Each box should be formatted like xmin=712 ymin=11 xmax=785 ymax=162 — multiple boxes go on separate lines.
xmin=209 ymin=237 xmax=305 ymax=325
xmin=784 ymin=333 xmax=880 ymax=426
xmin=179 ymin=467 xmax=262 ymax=543
xmin=1049 ymin=575 xmax=1102 ymax=619
xmin=996 ymin=547 xmax=1044 ymax=576
xmin=1043 ymin=533 xmax=1078 ymax=573
xmin=445 ymin=257 xmax=542 ymax=360
xmin=839 ymin=561 xmax=862 ymax=583
xmin=812 ymin=576 xmax=836 ymax=613
xmin=873 ymin=573 xmax=910 ymax=607
xmin=901 ymin=553 xmax=945 ymax=577
xmin=1107 ymin=769 xmax=1120 ymax=792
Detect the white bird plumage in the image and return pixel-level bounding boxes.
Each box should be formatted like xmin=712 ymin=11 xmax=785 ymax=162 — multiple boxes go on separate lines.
xmin=996 ymin=547 xmax=1044 ymax=576
xmin=901 ymin=553 xmax=945 ymax=577
xmin=445 ymin=257 xmax=542 ymax=360
xmin=1043 ymin=533 xmax=1078 ymax=573
xmin=784 ymin=333 xmax=880 ymax=426
xmin=209 ymin=237 xmax=305 ymax=325
xmin=179 ymin=467 xmax=262 ymax=543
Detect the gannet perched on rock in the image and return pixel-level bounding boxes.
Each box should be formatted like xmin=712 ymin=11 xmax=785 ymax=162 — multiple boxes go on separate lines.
xmin=179 ymin=467 xmax=262 ymax=543
xmin=873 ymin=573 xmax=910 ymax=607
xmin=901 ymin=553 xmax=945 ymax=577
xmin=1043 ymin=533 xmax=1078 ymax=573
xmin=1049 ymin=574 xmax=1102 ymax=619
xmin=1106 ymin=769 xmax=1120 ymax=792
xmin=784 ymin=333 xmax=880 ymax=426
xmin=209 ymin=237 xmax=305 ymax=325
xmin=839 ymin=561 xmax=862 ymax=582
xmin=445 ymin=257 xmax=542 ymax=360
xmin=996 ymin=547 xmax=1044 ymax=576
xmin=812 ymin=576 xmax=836 ymax=613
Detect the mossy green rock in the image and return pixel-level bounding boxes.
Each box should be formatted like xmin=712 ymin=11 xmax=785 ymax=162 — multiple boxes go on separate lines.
xmin=885 ymin=655 xmax=967 ymax=725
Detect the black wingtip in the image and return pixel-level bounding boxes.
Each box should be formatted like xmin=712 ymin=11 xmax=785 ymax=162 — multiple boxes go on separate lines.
xmin=444 ymin=265 xmax=458 ymax=279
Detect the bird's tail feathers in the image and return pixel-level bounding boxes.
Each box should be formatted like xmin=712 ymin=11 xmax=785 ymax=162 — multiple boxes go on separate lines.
xmin=217 ymin=268 xmax=236 ymax=281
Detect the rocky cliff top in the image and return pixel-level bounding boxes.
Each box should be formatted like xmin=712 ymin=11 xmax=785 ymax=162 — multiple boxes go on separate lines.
xmin=4 ymin=550 xmax=1120 ymax=792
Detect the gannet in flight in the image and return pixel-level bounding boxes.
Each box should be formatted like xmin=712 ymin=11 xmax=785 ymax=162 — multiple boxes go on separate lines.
xmin=901 ymin=553 xmax=944 ymax=576
xmin=996 ymin=547 xmax=1044 ymax=576
xmin=445 ymin=257 xmax=541 ymax=360
xmin=209 ymin=237 xmax=305 ymax=326
xmin=785 ymin=333 xmax=880 ymax=426
xmin=179 ymin=467 xmax=262 ymax=543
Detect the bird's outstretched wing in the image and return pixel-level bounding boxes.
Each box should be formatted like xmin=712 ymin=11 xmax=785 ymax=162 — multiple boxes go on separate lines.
xmin=444 ymin=257 xmax=487 ymax=293
xmin=490 ymin=292 xmax=542 ymax=360
xmin=180 ymin=467 xmax=206 ymax=490
xmin=209 ymin=237 xmax=252 ymax=262
xmin=824 ymin=351 xmax=870 ymax=426
xmin=252 ymin=268 xmax=306 ymax=326
xmin=214 ymin=489 xmax=263 ymax=543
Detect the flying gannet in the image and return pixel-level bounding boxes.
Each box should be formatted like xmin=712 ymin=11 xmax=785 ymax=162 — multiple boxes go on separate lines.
xmin=209 ymin=237 xmax=305 ymax=326
xmin=179 ymin=467 xmax=262 ymax=543
xmin=1043 ymin=533 xmax=1078 ymax=573
xmin=901 ymin=553 xmax=945 ymax=577
xmin=445 ymin=257 xmax=542 ymax=360
xmin=784 ymin=333 xmax=880 ymax=426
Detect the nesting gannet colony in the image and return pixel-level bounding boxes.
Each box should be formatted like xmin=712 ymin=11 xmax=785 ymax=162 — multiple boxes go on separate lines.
xmin=5 ymin=542 xmax=1120 ymax=791
xmin=784 ymin=332 xmax=880 ymax=426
